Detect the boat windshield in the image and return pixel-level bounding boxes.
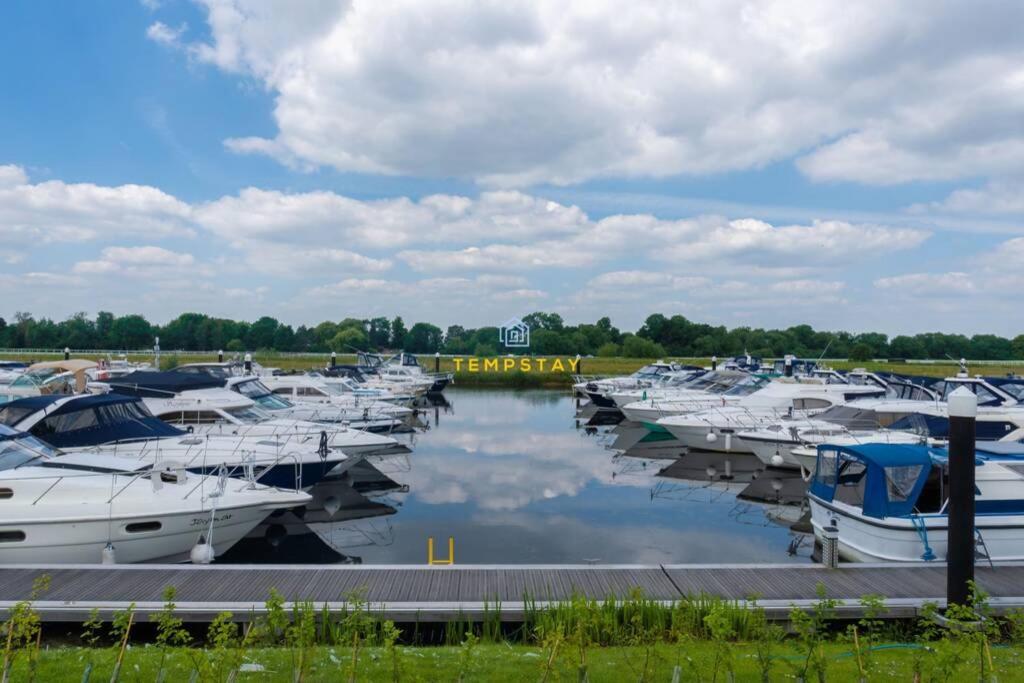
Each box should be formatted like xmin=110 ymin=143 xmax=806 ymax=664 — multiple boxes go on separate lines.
xmin=9 ymin=369 xmax=61 ymax=388
xmin=679 ymin=374 xmax=725 ymax=391
xmin=234 ymin=379 xmax=274 ymax=399
xmin=254 ymin=393 xmax=292 ymax=410
xmin=0 ymin=402 xmax=45 ymax=427
xmin=0 ymin=434 xmax=55 ymax=470
xmin=940 ymin=380 xmax=1005 ymax=407
xmin=722 ymin=376 xmax=768 ymax=396
xmin=633 ymin=365 xmax=670 ymax=378
xmin=815 ymin=405 xmax=883 ymax=430
xmin=224 ymin=404 xmax=273 ymax=422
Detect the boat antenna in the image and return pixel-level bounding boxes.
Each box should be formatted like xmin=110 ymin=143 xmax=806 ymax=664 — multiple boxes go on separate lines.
xmin=945 ymin=353 xmax=968 ymax=377
xmin=814 ymin=338 xmax=833 ymax=369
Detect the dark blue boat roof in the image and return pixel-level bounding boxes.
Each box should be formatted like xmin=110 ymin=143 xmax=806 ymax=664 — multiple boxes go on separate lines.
xmin=107 ymin=370 xmax=224 ymax=397
xmin=1 ymin=393 xmax=186 ymax=447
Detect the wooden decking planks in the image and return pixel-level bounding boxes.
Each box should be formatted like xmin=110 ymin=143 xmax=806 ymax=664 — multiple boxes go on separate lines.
xmin=0 ymin=563 xmax=1022 ymax=622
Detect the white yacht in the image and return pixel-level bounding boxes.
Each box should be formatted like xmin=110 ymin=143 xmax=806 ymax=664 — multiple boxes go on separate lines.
xmin=741 ymin=374 xmax=1024 ymax=470
xmin=227 ymin=376 xmax=410 ymax=431
xmin=262 ymin=374 xmax=415 ymax=409
xmin=102 ymin=372 xmax=412 ymax=459
xmin=0 ymin=359 xmax=96 ymax=401
xmin=359 ymin=351 xmax=452 ymax=393
xmin=619 ymin=371 xmax=768 ymax=425
xmin=656 ymin=380 xmax=887 ymax=454
xmin=0 ymin=394 xmax=355 ymax=490
xmin=808 ymin=441 xmax=1024 ymax=563
xmin=0 ymin=361 xmax=27 ymax=387
xmin=603 ymin=367 xmax=709 ymax=408
xmin=0 ymin=425 xmax=310 ymax=563
xmin=574 ymin=361 xmax=691 ymax=408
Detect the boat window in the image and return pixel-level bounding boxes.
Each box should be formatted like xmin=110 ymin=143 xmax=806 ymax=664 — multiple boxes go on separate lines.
xmin=914 ymin=466 xmax=945 ymax=514
xmin=125 ymin=521 xmax=162 ymax=533
xmin=0 ymin=488 xmax=11 ymax=499
xmin=0 ymin=438 xmax=49 ymax=470
xmin=889 ymin=413 xmax=948 ymax=437
xmin=833 ymin=459 xmax=867 ymax=506
xmin=31 ymin=401 xmax=154 ymax=438
xmin=885 ymin=465 xmax=924 ymax=503
xmin=995 ymin=382 xmax=1024 ymax=400
xmin=255 ymin=393 xmax=292 ymax=410
xmin=234 ymin=379 xmax=270 ymax=399
xmin=793 ymin=398 xmax=832 ymax=411
xmin=162 ymin=411 xmax=224 ymax=425
xmin=815 ymin=449 xmax=838 ymax=487
xmin=271 ymin=387 xmax=293 ymax=396
xmin=0 ymin=531 xmax=25 ymax=542
xmin=225 ymin=405 xmax=270 ymax=422
xmin=0 ymin=403 xmax=44 ymax=427
xmin=815 ymin=406 xmax=880 ymax=430
xmin=943 ymin=381 xmax=1004 ymax=407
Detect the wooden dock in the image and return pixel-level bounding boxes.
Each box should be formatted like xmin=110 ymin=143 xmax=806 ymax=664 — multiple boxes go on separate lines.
xmin=1 ymin=563 xmax=1023 ymax=622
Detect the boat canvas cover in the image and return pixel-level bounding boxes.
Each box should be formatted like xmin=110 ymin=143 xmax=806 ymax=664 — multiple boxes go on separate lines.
xmin=107 ymin=370 xmax=224 ymax=397
xmin=22 ymin=394 xmax=185 ymax=448
xmin=810 ymin=443 xmax=933 ymax=519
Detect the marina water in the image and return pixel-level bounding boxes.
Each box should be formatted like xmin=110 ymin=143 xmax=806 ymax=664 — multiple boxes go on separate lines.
xmin=226 ymin=386 xmax=812 ymax=564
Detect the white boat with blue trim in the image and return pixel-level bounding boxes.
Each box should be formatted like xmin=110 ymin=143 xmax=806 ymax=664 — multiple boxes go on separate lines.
xmin=808 ymin=441 xmax=1024 ymax=563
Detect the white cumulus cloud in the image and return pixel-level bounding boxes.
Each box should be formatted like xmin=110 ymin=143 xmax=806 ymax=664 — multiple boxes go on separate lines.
xmin=149 ymin=0 xmax=1024 ymax=189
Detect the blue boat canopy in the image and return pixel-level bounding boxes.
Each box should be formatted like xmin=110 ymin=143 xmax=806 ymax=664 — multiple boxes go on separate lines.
xmin=107 ymin=370 xmax=224 ymax=397
xmin=1 ymin=393 xmax=186 ymax=448
xmin=809 ymin=443 xmax=935 ymax=519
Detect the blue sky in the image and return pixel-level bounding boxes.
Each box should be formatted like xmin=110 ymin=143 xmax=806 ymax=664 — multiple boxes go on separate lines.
xmin=1 ymin=1 xmax=1022 ymax=336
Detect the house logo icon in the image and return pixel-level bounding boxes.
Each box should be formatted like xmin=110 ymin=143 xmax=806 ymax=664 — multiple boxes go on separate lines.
xmin=499 ymin=317 xmax=530 ymax=348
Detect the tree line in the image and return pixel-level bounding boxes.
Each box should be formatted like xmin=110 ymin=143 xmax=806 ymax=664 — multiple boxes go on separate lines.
xmin=1 ymin=310 xmax=1022 ymax=360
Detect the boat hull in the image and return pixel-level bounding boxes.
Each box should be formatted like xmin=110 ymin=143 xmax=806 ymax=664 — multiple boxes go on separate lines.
xmin=0 ymin=505 xmax=275 ymax=564
xmin=809 ymin=497 xmax=1024 ymax=563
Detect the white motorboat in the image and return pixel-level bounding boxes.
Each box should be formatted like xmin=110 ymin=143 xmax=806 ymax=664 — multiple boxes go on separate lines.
xmin=808 ymin=441 xmax=1024 ymax=563
xmin=0 ymin=361 xmax=27 ymax=388
xmin=262 ymin=373 xmax=415 ymax=410
xmin=573 ymin=360 xmax=693 ymax=408
xmin=0 ymin=425 xmax=310 ymax=563
xmin=0 ymin=393 xmax=354 ymax=490
xmin=102 ymin=372 xmax=413 ymax=459
xmin=359 ymin=351 xmax=452 ymax=393
xmin=619 ymin=371 xmax=768 ymax=424
xmin=228 ymin=376 xmax=410 ymax=431
xmin=740 ymin=374 xmax=1024 ymax=469
xmin=603 ymin=367 xmax=709 ymax=408
xmin=0 ymin=359 xmax=96 ymax=401
xmin=657 ymin=380 xmax=887 ymax=454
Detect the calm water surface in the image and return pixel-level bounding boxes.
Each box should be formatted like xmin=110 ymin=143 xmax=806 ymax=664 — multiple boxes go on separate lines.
xmin=231 ymin=387 xmax=814 ymax=564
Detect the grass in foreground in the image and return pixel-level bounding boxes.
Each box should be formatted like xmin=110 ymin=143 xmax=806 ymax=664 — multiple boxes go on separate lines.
xmin=6 ymin=642 xmax=1024 ymax=682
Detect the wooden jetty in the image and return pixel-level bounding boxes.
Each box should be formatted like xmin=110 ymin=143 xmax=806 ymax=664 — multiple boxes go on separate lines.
xmin=1 ymin=563 xmax=1023 ymax=622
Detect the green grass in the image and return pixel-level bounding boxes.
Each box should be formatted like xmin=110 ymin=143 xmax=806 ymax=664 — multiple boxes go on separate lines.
xmin=7 ymin=641 xmax=1024 ymax=681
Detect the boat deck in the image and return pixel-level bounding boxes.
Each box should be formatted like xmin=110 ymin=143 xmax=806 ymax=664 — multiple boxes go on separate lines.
xmin=2 ymin=563 xmax=1022 ymax=622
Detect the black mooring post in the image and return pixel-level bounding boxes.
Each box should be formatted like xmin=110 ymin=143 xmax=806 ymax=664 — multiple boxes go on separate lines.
xmin=711 ymin=355 xmax=717 ymax=371
xmin=217 ymin=349 xmax=224 ymax=363
xmin=947 ymin=386 xmax=977 ymax=609
xmin=64 ymin=347 xmax=70 ymax=361
xmin=244 ymin=352 xmax=253 ymax=375
xmin=576 ymin=354 xmax=582 ymax=376
xmin=784 ymin=355 xmax=793 ymax=377
xmin=434 ymin=352 xmax=440 ymax=373
xmin=331 ymin=351 xmax=337 ymax=368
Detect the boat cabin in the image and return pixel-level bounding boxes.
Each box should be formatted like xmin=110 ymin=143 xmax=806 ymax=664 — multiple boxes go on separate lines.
xmin=0 ymin=394 xmax=184 ymax=448
xmin=810 ymin=442 xmax=1024 ymax=521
